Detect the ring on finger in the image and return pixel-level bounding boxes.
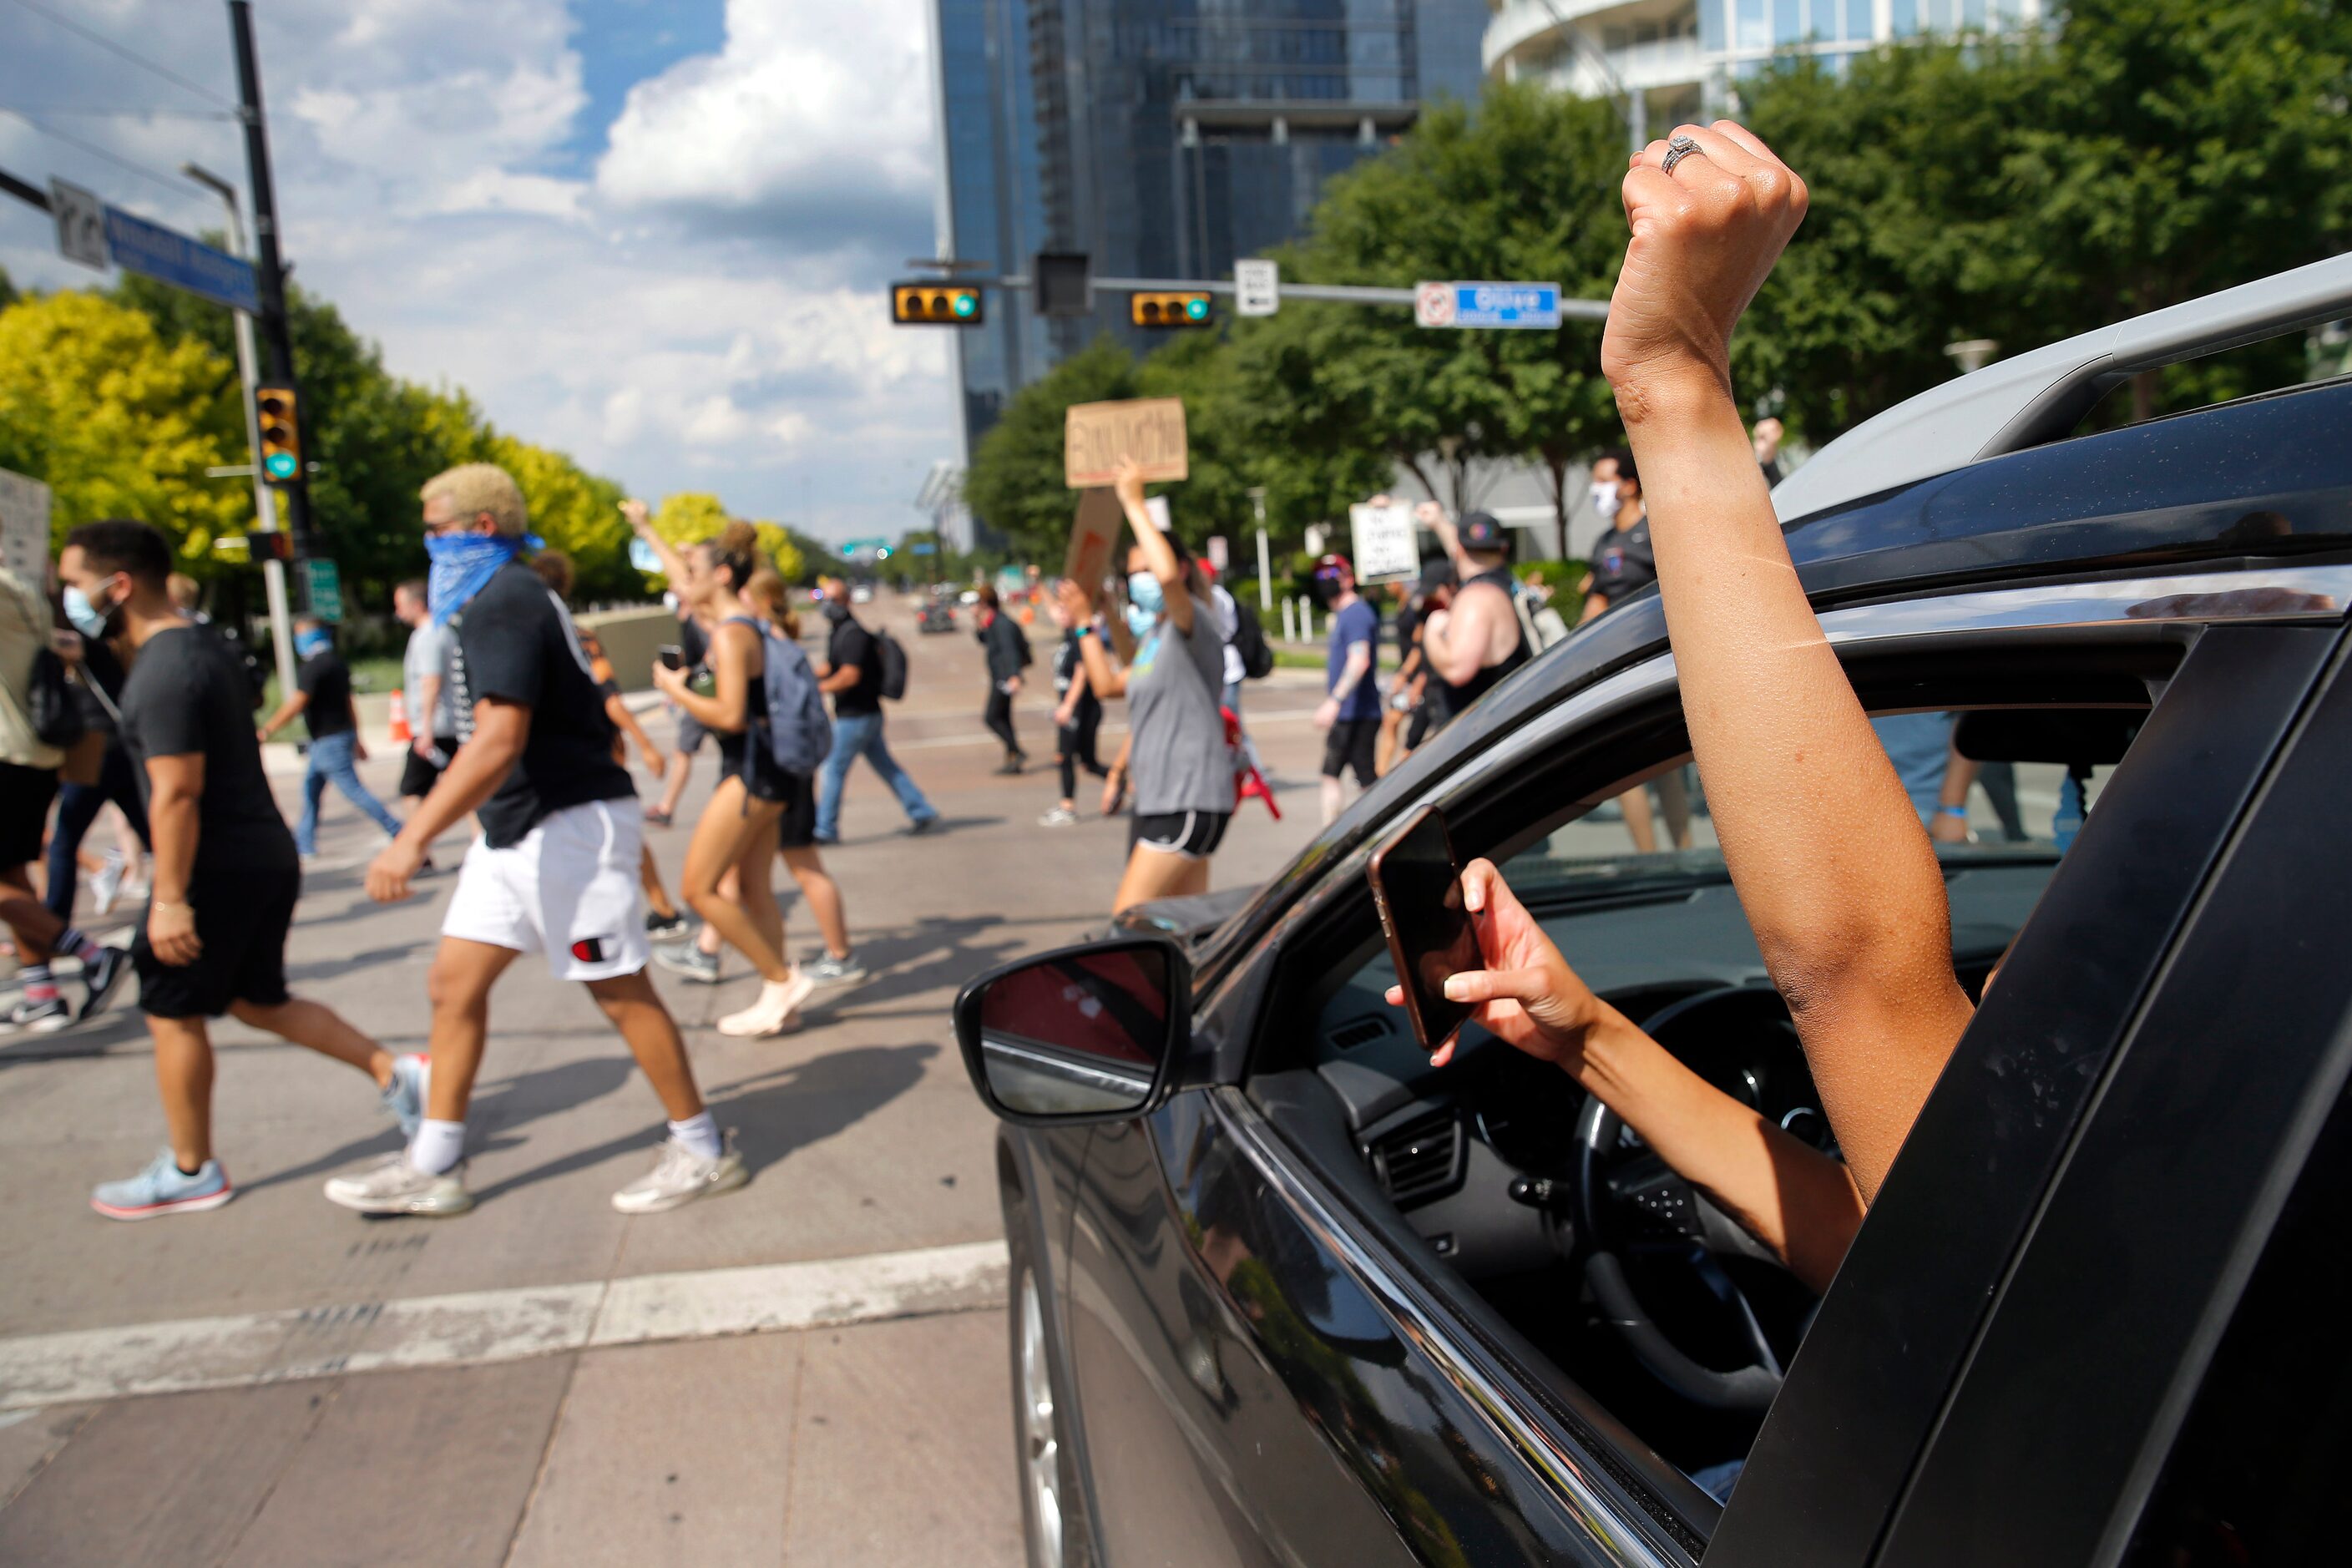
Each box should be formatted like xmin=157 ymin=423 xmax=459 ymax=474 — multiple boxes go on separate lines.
xmin=1661 ymin=134 xmax=1703 ymax=176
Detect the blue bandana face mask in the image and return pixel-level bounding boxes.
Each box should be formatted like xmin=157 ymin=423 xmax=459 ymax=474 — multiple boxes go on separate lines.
xmin=426 ymin=530 xmax=531 ymax=625
xmin=294 ymin=629 xmax=332 ymax=659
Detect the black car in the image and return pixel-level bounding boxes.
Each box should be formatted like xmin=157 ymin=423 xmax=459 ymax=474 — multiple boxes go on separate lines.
xmin=918 ymin=599 xmax=959 ymax=635
xmin=957 ymin=256 xmax=2352 ymax=1565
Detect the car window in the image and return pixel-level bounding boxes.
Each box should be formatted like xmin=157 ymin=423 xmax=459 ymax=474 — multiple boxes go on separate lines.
xmin=1289 ymin=694 xmax=2149 ymax=1516
xmin=2119 ymin=1077 xmax=2352 ymax=1566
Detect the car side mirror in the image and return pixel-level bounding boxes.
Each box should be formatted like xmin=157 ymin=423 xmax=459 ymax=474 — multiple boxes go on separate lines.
xmin=953 ymin=936 xmax=1190 ymax=1125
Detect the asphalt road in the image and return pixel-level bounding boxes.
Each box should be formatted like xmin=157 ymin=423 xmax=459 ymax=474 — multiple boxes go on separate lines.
xmin=0 ymin=594 xmax=1333 ymax=1567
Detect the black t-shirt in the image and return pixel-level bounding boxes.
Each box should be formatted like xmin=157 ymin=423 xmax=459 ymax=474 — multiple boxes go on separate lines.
xmin=826 ymin=614 xmax=883 ymax=718
xmin=296 ymin=650 xmax=356 ymax=738
xmin=73 ymin=638 xmax=128 ymax=737
xmin=118 ymin=624 xmax=297 ymax=874
xmin=1587 ymin=518 xmax=1657 ymax=605
xmin=450 ymin=562 xmax=632 ymax=848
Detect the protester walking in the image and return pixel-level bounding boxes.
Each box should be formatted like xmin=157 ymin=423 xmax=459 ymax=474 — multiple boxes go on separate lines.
xmin=0 ymin=559 xmax=130 ymax=1034
xmin=1040 ymin=592 xmax=1106 ymax=827
xmin=747 ymin=569 xmax=862 ymax=984
xmin=1310 ymin=554 xmax=1381 ymax=826
xmin=1057 ymin=458 xmax=1233 ymax=914
xmin=337 ymin=464 xmax=743 ymax=1217
xmin=260 ymin=617 xmax=406 ymax=861
xmin=1418 ymin=505 xmax=1530 ymax=730
xmin=46 ymin=610 xmax=149 ymax=923
xmin=56 ymin=522 xmax=420 ymax=1216
xmin=394 ymin=579 xmax=460 ymax=810
xmin=813 ymin=574 xmax=938 ymax=842
xmin=1581 ymin=451 xmax=1692 ymax=852
xmin=624 ymin=501 xmax=710 ymax=828
xmin=975 ymin=584 xmax=1029 ymax=773
xmin=647 ymin=522 xmax=826 ymax=1037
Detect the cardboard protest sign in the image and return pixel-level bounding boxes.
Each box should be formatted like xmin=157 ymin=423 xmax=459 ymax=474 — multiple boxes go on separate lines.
xmin=1065 ymin=487 xmax=1124 ymax=587
xmin=1348 ymin=501 xmax=1419 ymax=581
xmin=1065 ymin=397 xmax=1186 ymax=488
xmin=0 ymin=468 xmax=52 ymax=589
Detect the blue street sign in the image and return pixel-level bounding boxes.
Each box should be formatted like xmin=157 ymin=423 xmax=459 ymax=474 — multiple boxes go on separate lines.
xmin=102 ymin=206 xmax=260 ymax=315
xmin=1419 ymin=281 xmax=1562 ymax=331
xmin=909 ymin=542 xmax=938 ymax=555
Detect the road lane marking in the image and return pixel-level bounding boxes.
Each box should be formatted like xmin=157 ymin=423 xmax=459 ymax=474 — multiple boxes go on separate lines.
xmin=0 ymin=1239 xmax=1008 ymax=1410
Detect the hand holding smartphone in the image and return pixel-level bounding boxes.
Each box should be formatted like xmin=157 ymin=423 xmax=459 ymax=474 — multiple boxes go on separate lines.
xmin=1367 ymin=806 xmax=1483 ymax=1054
xmin=656 ymin=645 xmax=685 ymax=671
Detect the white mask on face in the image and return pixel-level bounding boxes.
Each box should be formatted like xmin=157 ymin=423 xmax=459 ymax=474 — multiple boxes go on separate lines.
xmin=1591 ymin=482 xmax=1621 ymax=520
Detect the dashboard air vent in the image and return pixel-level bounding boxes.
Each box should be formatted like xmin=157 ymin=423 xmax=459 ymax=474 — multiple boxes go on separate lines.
xmin=1328 ymin=1014 xmax=1393 ymax=1053
xmin=1368 ymin=1109 xmax=1464 ymax=1207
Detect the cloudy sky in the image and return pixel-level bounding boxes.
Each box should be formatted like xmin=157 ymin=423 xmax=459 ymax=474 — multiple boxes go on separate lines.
xmin=0 ymin=0 xmax=958 ymax=545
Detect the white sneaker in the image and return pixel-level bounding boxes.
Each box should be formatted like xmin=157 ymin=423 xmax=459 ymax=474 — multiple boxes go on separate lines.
xmin=1038 ymin=806 xmax=1079 ymax=827
xmin=716 ymin=969 xmax=816 ymax=1038
xmin=92 ymin=852 xmax=127 ymax=915
xmin=611 ymin=1131 xmax=749 ymax=1214
xmin=322 ymin=1153 xmax=473 ymax=1216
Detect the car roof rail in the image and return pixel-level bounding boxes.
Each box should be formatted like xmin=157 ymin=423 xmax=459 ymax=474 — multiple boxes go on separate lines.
xmin=1771 ymin=250 xmax=2352 ymax=525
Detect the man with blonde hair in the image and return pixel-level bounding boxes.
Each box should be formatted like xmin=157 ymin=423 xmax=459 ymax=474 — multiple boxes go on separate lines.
xmin=326 ymin=463 xmax=744 ymax=1217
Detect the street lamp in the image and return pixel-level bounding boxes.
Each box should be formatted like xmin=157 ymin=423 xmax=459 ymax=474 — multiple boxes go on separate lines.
xmin=182 ymin=160 xmax=296 ymax=701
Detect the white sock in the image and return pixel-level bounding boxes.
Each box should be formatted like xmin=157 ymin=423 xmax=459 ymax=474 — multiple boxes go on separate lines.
xmin=410 ymin=1118 xmax=467 ymax=1175
xmin=668 ymin=1112 xmax=721 ymax=1161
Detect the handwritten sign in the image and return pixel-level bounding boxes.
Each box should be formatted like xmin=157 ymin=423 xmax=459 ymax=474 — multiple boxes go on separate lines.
xmin=1348 ymin=502 xmax=1419 ymax=581
xmin=1065 ymin=397 xmax=1187 ymax=489
xmin=0 ymin=468 xmax=53 ymax=589
xmin=1065 ymin=488 xmax=1124 ymax=587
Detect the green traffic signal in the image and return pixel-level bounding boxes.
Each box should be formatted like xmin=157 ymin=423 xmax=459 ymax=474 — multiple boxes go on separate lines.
xmin=951 ymin=293 xmax=977 ymax=319
xmin=1185 ymin=296 xmax=1209 ymax=321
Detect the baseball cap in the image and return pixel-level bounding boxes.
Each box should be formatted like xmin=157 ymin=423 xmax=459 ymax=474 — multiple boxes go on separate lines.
xmin=1313 ymin=553 xmax=1352 ymax=580
xmin=1456 ymin=511 xmax=1510 ymax=555
xmin=1417 ymin=557 xmax=1459 ymax=593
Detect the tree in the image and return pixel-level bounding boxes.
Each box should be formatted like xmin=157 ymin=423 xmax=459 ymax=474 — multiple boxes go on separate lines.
xmin=644 ymin=492 xmax=805 ymax=591
xmin=1233 ymin=85 xmax=1629 ymax=557
xmin=1740 ymin=0 xmax=2352 ymax=438
xmin=0 ymin=291 xmax=247 ymax=565
xmin=963 ymin=338 xmax=1138 ymax=564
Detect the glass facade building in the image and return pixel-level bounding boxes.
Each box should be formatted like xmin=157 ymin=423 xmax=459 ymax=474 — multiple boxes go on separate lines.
xmin=933 ymin=0 xmax=1492 ymax=463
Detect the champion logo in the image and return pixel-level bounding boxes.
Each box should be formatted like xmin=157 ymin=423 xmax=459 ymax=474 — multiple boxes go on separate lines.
xmin=570 ymin=936 xmax=609 ymax=964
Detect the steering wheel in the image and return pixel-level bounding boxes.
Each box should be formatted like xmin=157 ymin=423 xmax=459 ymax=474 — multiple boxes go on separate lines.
xmin=1574 ymin=985 xmax=1816 ymax=1414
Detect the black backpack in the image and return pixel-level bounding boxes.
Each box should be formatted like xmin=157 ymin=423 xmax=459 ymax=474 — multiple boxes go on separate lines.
xmin=875 ymin=628 xmax=908 ymax=701
xmin=1232 ymin=596 xmax=1275 ymax=680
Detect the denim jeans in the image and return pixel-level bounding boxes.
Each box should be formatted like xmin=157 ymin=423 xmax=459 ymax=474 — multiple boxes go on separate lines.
xmin=45 ymin=741 xmax=151 ymax=920
xmin=296 ymin=729 xmax=403 ymax=856
xmin=817 ymin=711 xmax=937 ymax=839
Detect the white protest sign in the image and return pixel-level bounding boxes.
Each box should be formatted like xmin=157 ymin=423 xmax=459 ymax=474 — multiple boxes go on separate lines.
xmin=1348 ymin=502 xmax=1419 ymax=580
xmin=0 ymin=468 xmax=53 ymax=589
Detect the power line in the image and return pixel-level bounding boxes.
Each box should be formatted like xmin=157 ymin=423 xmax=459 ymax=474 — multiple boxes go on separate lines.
xmin=2 ymin=0 xmax=237 ymax=112
xmin=3 ymin=106 xmax=239 ymax=122
xmin=0 ymin=107 xmax=211 ymax=203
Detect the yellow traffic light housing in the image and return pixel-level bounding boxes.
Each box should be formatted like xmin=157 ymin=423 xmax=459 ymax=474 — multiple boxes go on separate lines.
xmin=255 ymin=386 xmax=301 ymax=485
xmin=1130 ymin=291 xmax=1213 ymax=328
xmin=892 ymin=283 xmax=985 ymax=326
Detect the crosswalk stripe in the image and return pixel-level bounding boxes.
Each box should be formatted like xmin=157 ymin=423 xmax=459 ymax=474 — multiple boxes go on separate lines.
xmin=0 ymin=1239 xmax=1009 ymax=1410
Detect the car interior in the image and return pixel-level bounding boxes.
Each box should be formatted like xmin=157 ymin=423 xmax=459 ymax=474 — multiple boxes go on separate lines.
xmin=1241 ymin=641 xmax=2175 ymax=1526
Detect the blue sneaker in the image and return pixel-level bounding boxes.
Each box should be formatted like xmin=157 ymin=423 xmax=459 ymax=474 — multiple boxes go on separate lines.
xmin=91 ymin=1149 xmax=233 ymax=1222
xmin=382 ymin=1053 xmax=430 ymax=1139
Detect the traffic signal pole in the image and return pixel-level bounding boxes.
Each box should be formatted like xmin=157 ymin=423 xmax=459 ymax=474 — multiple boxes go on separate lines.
xmin=228 ymin=0 xmax=313 ymax=566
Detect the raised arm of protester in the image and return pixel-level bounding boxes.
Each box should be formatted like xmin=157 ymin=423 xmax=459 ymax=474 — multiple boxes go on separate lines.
xmin=1604 ymin=123 xmax=1974 ymax=1201
xmin=1114 ymin=457 xmax=1193 ymax=637
xmin=620 ymin=499 xmax=692 ymax=589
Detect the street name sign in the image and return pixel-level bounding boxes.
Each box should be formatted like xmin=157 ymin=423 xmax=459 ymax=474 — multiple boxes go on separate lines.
xmin=1065 ymin=397 xmax=1187 ymax=488
xmin=1415 ymin=281 xmax=1562 ymax=330
xmin=1235 ymin=259 xmax=1279 ymax=317
xmin=50 ymin=180 xmax=107 ymax=271
xmin=304 ymin=557 xmax=345 ymax=623
xmin=104 ymin=207 xmax=260 ymax=314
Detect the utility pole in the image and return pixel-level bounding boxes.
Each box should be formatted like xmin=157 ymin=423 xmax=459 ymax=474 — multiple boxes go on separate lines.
xmin=183 ymin=161 xmax=297 ymax=703
xmin=228 ymin=0 xmax=313 ymax=569
xmin=1248 ymin=487 xmax=1272 ymax=612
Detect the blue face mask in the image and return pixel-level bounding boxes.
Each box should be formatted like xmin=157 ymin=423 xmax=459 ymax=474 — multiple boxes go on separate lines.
xmin=62 ymin=584 xmax=113 ymax=639
xmin=425 ymin=529 xmax=534 ymax=625
xmin=1124 ymin=602 xmax=1160 ymax=642
xmin=295 ymin=630 xmax=332 ymax=659
xmin=1127 ymin=572 xmax=1164 ymax=614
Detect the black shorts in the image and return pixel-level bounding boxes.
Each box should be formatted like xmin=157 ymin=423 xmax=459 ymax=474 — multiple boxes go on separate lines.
xmin=773 ymin=770 xmax=818 ymax=850
xmin=0 ymin=762 xmax=57 ymax=867
xmin=1129 ymin=809 xmax=1230 ymax=862
xmin=135 ymin=863 xmax=299 ymax=1019
xmin=1321 ymin=717 xmax=1379 ymax=787
xmin=674 ymin=712 xmax=708 ymax=755
xmin=397 ymin=736 xmax=458 ymax=798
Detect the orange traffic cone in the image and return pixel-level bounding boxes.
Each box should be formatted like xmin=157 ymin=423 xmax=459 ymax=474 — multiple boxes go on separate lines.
xmin=388 ymin=689 xmax=412 ymax=743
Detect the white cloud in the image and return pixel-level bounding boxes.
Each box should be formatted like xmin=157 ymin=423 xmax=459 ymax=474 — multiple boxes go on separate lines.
xmin=0 ymin=0 xmax=956 ymax=543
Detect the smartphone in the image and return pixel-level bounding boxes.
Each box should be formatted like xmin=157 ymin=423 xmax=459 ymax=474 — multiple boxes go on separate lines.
xmin=656 ymin=645 xmax=685 ymax=671
xmin=1366 ymin=805 xmax=1482 ymax=1053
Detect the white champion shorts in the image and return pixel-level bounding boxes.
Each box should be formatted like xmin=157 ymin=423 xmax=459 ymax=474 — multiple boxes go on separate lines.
xmin=442 ymin=798 xmax=650 ymax=983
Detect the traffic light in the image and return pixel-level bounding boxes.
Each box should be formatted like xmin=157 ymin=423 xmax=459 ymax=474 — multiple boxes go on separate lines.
xmin=1130 ymin=291 xmax=1213 ymax=329
xmin=892 ymin=282 xmax=984 ymax=326
xmin=1034 ymin=251 xmax=1091 ymax=318
xmin=255 ymin=386 xmax=301 ymax=484
xmin=246 ymin=529 xmax=294 ymax=563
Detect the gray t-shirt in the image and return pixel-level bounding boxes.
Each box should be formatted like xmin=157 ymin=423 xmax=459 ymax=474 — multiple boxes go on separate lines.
xmin=1127 ymin=595 xmax=1232 ymax=816
xmin=402 ymin=619 xmax=456 ymax=738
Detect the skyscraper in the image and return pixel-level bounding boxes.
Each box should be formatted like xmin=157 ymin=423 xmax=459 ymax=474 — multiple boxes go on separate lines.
xmin=933 ymin=0 xmax=1491 ymax=464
